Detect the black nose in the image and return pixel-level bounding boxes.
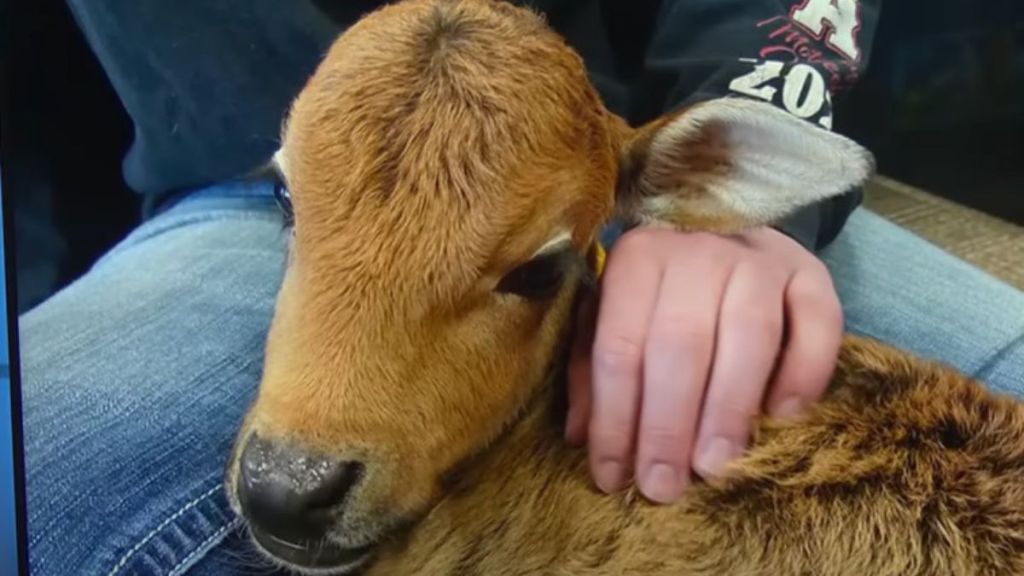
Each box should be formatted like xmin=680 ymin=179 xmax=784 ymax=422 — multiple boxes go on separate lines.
xmin=237 ymin=434 xmax=362 ymax=545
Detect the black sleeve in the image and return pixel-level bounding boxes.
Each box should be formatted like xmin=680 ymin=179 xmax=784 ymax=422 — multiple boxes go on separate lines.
xmin=642 ymin=0 xmax=881 ymax=251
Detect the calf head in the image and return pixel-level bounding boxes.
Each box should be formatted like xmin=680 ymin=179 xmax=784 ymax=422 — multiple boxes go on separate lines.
xmin=225 ymin=0 xmax=874 ymax=572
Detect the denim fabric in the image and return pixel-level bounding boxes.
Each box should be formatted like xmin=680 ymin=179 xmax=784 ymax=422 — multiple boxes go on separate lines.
xmin=63 ymin=0 xmax=341 ymax=201
xmin=20 ymin=183 xmax=288 ymax=576
xmin=821 ymin=210 xmax=1024 ymax=394
xmin=19 ymin=182 xmax=1024 ymax=575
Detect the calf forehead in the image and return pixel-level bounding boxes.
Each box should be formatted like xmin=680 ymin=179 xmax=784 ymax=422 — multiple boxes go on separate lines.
xmin=281 ymin=0 xmax=615 ymax=288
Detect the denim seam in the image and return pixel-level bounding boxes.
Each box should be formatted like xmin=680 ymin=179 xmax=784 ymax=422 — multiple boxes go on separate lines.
xmin=98 ymin=210 xmax=284 ymax=269
xmin=105 ymin=484 xmax=223 ymax=576
xmin=135 ymin=210 xmax=280 ymax=240
xmin=973 ymin=332 xmax=1024 ymax=383
xmin=167 ymin=517 xmax=244 ymax=576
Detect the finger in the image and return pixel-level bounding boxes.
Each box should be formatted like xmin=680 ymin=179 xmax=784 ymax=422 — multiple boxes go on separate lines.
xmin=693 ymin=261 xmax=787 ymax=480
xmin=635 ymin=254 xmax=728 ymax=504
xmin=588 ymin=234 xmax=663 ymax=494
xmin=566 ymin=292 xmax=599 ymax=445
xmin=765 ymin=262 xmax=843 ymax=419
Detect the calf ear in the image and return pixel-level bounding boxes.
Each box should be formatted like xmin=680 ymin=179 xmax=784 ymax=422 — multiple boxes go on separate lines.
xmin=615 ymin=98 xmax=874 ymax=233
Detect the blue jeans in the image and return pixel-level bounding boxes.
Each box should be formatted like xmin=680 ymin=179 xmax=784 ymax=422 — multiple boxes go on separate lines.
xmin=20 ymin=182 xmax=1024 ymax=575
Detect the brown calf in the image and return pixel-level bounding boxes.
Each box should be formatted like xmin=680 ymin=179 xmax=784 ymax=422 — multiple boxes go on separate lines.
xmin=225 ymin=1 xmax=1024 ymax=574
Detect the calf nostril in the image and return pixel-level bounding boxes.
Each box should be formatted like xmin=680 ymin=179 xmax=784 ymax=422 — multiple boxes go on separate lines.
xmin=303 ymin=459 xmax=363 ymax=512
xmin=238 ymin=434 xmax=364 ymax=543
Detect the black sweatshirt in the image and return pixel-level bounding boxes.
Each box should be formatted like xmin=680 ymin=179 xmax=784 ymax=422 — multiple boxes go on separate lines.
xmin=64 ymin=0 xmax=880 ymax=251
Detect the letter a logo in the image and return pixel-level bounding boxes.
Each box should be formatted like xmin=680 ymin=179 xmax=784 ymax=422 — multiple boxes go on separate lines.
xmin=791 ymin=0 xmax=861 ymax=61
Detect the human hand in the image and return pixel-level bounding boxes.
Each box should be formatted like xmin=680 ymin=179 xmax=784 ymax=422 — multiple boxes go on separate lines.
xmin=566 ymin=226 xmax=843 ymax=504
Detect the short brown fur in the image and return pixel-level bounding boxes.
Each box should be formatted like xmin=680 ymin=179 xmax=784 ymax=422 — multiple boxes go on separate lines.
xmin=227 ymin=1 xmax=1024 ymax=574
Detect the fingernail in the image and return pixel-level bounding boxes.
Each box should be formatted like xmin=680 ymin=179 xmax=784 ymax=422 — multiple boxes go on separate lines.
xmin=595 ymin=460 xmax=625 ymax=493
xmin=772 ymin=396 xmax=806 ymax=419
xmin=641 ymin=463 xmax=682 ymax=504
xmin=694 ymin=437 xmax=742 ymax=479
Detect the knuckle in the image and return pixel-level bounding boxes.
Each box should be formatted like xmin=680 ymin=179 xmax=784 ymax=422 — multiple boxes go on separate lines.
xmin=729 ymin=305 xmax=782 ymax=341
xmin=650 ymin=313 xmax=715 ymax=349
xmin=593 ymin=334 xmax=644 ymax=376
xmin=684 ymin=231 xmax=717 ymax=247
xmin=687 ymin=232 xmax=732 ymax=259
xmin=807 ymin=258 xmax=831 ymax=278
xmin=787 ymin=278 xmax=816 ymax=303
xmin=589 ymin=422 xmax=635 ymax=457
xmin=790 ymin=275 xmax=844 ymax=327
xmin=789 ymin=266 xmax=831 ymax=300
xmin=706 ymin=395 xmax=760 ymax=431
xmin=788 ymin=287 xmax=827 ymax=317
xmin=774 ymin=341 xmax=840 ymax=396
xmin=617 ymin=228 xmax=725 ymax=258
xmin=640 ymin=424 xmax=689 ymax=461
xmin=647 ymin=328 xmax=714 ymax=366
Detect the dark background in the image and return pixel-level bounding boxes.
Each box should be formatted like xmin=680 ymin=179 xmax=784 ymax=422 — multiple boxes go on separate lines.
xmin=3 ymin=0 xmax=1023 ymax=314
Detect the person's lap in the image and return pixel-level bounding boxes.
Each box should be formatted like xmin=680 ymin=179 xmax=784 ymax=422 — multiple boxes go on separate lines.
xmin=20 ymin=183 xmax=289 ymax=575
xmin=19 ymin=183 xmax=1024 ymax=575
xmin=821 ymin=209 xmax=1024 ymax=393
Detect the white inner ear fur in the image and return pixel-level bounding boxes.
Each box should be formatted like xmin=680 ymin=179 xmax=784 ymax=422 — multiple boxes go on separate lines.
xmin=644 ymin=98 xmax=874 ymax=226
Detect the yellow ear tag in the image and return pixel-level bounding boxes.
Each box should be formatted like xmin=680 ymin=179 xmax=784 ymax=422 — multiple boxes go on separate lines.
xmin=592 ymin=243 xmax=607 ymax=279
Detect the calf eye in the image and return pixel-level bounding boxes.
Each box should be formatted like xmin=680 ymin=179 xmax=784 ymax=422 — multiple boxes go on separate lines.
xmin=272 ymin=181 xmax=294 ymax=226
xmin=496 ymin=251 xmax=569 ymax=300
